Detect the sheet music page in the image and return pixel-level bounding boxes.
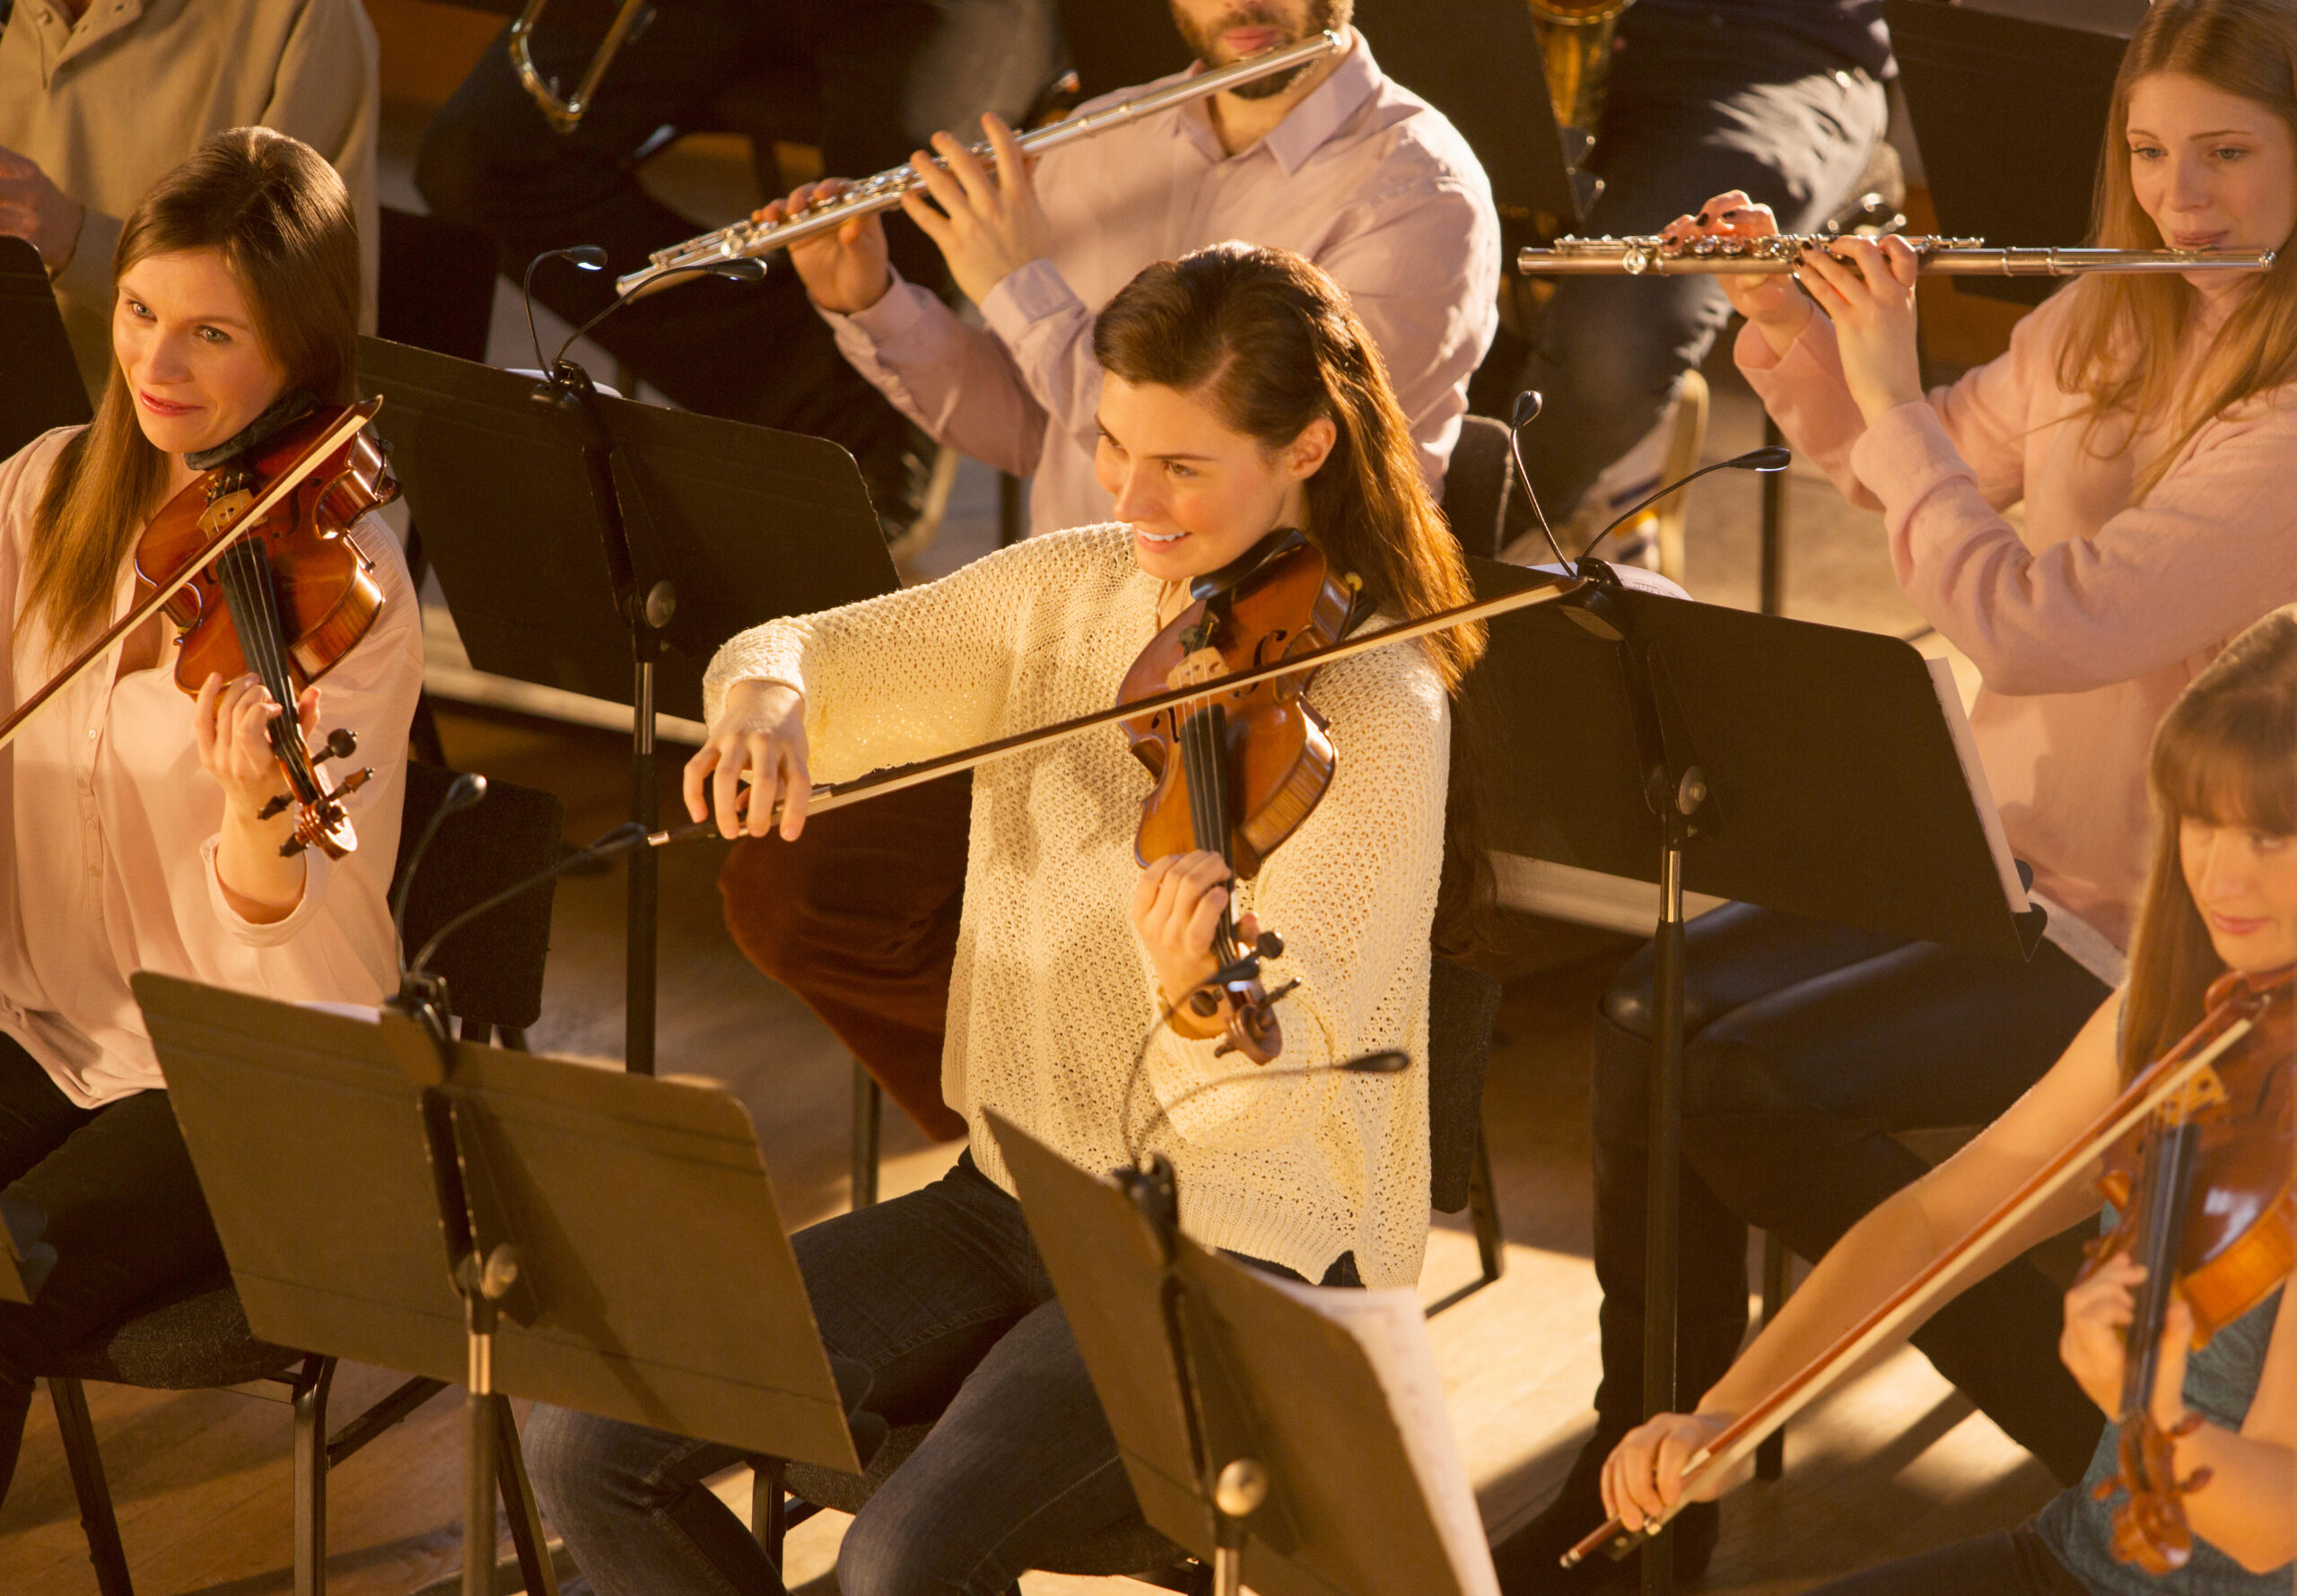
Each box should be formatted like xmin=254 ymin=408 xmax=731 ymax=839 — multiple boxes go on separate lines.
xmin=1267 ymin=1280 xmax=1500 ymax=1596
xmin=1924 ymin=655 xmax=2029 ymax=912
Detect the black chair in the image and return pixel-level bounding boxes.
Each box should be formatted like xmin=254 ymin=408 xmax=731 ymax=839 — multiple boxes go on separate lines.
xmin=39 ymin=761 xmax=566 ymax=1596
xmin=762 ymin=955 xmax=1506 ymax=1594
xmin=377 ymin=205 xmax=501 ymax=366
xmin=1439 ymin=414 xmax=1516 ymax=562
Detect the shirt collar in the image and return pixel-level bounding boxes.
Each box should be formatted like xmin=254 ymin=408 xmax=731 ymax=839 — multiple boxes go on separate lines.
xmin=1169 ymin=29 xmax=1384 ymax=176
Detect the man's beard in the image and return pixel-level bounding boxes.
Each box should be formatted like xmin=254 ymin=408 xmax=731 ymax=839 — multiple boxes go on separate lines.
xmin=1170 ymin=1 xmax=1346 ymax=99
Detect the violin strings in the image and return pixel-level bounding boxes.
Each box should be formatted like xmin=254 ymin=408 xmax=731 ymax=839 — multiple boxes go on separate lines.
xmin=216 ymin=536 xmax=317 ymax=799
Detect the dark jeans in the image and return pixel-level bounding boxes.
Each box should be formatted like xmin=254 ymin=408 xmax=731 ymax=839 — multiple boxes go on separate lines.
xmin=414 ymin=0 xmax=981 ymax=513
xmin=1589 ymin=904 xmax=2108 ymax=1484
xmin=1518 ymin=9 xmax=1890 ymax=521
xmin=0 ymin=1035 xmax=226 ymax=1499
xmin=1804 ymin=1523 xmax=2091 ymax=1595
xmin=524 ymin=1153 xmax=1356 ymax=1596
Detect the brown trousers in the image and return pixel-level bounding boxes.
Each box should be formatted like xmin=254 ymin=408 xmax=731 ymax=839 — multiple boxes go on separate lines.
xmin=716 ymin=772 xmax=972 ymax=1139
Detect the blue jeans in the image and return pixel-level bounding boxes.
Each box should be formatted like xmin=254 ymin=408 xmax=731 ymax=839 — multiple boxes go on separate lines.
xmin=526 ymin=1154 xmax=1352 ymax=1596
xmin=1516 ymin=8 xmax=1890 ymax=520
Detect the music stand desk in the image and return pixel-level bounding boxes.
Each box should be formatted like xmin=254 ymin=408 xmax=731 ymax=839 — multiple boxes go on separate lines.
xmin=134 ymin=972 xmax=860 ymax=1472
xmin=992 ymin=1112 xmax=1494 ymax=1596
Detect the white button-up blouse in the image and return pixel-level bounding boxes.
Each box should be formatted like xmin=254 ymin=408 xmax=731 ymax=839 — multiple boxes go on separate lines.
xmin=0 ymin=425 xmax=423 ymax=1107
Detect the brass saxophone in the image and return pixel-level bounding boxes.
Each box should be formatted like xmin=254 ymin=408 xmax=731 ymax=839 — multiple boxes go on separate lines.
xmin=1527 ymin=0 xmax=1637 ymax=139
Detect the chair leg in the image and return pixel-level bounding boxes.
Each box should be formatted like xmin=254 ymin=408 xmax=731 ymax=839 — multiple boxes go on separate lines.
xmin=499 ymin=1028 xmax=531 ymax=1052
xmin=48 ymin=1376 xmax=134 ymax=1596
xmin=851 ymin=1060 xmax=882 ymax=1210
xmin=1428 ymin=1123 xmax=1506 ymax=1317
xmin=750 ymin=1458 xmax=789 ymax=1571
xmin=493 ymin=1397 xmax=562 ymax=1596
xmin=1755 ymin=1231 xmax=1792 ymax=1480
xmin=292 ymin=1356 xmax=336 ymax=1596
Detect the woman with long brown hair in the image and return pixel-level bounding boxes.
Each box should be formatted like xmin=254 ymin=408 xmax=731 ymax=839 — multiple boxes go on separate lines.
xmin=523 ymin=240 xmax=1481 ymax=1596
xmin=1603 ymin=606 xmax=2297 ymax=1592
xmin=1502 ymin=7 xmax=2297 ymax=1586
xmin=0 ymin=126 xmax=419 ymax=1502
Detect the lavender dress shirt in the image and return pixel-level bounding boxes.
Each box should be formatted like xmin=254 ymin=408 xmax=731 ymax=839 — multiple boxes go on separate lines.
xmin=822 ymin=31 xmax=1500 ymax=538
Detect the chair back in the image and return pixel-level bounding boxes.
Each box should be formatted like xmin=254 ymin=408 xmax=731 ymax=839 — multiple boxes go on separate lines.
xmin=1439 ymin=415 xmax=1514 ymax=561
xmin=389 ymin=761 xmax=564 ymax=1030
xmin=377 ymin=206 xmax=499 ymax=364
xmin=1427 ymin=955 xmax=1502 ymax=1213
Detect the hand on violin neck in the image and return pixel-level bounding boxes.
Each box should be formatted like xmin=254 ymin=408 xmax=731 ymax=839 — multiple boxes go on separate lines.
xmin=685 ymin=679 xmax=810 ymax=841
xmin=195 ymin=672 xmax=315 ymax=923
xmin=2062 ymin=1254 xmax=2197 ymax=1431
xmin=1133 ymin=850 xmax=1257 ymax=1037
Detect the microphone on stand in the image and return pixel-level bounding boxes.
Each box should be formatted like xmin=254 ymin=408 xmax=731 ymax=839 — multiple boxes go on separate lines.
xmin=1498 ymin=387 xmax=1791 ymax=578
xmin=520 ymin=245 xmax=766 ymax=383
xmin=1575 ymin=445 xmax=1792 ymax=571
xmin=1122 ymin=1049 xmax=1411 ymax=1168
xmin=1114 ymin=1049 xmax=1413 ymax=1260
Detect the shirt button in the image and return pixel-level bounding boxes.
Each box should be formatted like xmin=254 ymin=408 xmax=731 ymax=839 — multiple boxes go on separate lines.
xmin=86 ymin=728 xmax=97 ymax=739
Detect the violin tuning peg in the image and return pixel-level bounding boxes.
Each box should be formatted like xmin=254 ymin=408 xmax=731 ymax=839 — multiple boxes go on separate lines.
xmin=1254 ymin=929 xmax=1285 ymax=961
xmin=1188 ymin=990 xmax=1221 ymax=1018
xmin=258 ymin=795 xmax=291 ymax=821
xmin=322 ymin=727 xmax=358 ymax=762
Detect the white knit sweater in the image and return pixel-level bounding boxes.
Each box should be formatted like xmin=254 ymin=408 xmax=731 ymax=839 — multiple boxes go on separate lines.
xmin=704 ymin=527 xmax=1448 ymax=1287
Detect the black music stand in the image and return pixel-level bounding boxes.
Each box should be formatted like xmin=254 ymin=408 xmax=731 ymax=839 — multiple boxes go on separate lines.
xmin=1466 ymin=559 xmax=2041 ymax=1594
xmin=989 ymin=1112 xmax=1493 ymax=1596
xmin=134 ymin=972 xmax=865 ymax=1596
xmin=355 ymin=336 xmax=898 ymax=1074
xmin=0 ymin=235 xmax=94 ymax=459
xmin=1885 ymin=0 xmax=2128 ymax=305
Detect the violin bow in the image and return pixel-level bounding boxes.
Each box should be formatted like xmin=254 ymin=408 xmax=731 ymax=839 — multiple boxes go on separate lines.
xmin=1562 ymin=1008 xmax=2263 ymax=1568
xmin=647 ymin=563 xmax=1592 ymax=846
xmin=0 ymin=401 xmax=381 ymax=754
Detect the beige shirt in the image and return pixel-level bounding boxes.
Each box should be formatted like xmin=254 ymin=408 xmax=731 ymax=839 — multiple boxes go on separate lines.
xmin=0 ymin=0 xmax=380 ymax=400
xmin=705 ymin=527 xmax=1447 ymax=1288
xmin=825 ymin=31 xmax=1500 ymax=537
xmin=0 ymin=426 xmax=422 ymax=1107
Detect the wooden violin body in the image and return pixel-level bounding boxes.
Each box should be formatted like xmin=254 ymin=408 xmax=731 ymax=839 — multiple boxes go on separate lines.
xmin=1117 ymin=530 xmax=1358 ymax=1061
xmin=2083 ymin=964 xmax=2295 ymax=1574
xmin=134 ymin=408 xmax=393 ymax=698
xmin=133 ymin=403 xmax=397 ymax=859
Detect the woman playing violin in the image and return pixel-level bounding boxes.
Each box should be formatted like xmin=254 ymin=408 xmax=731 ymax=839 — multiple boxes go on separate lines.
xmin=0 ymin=127 xmax=420 ymax=1502
xmin=1605 ymin=606 xmax=2297 ymax=1592
xmin=523 ymin=241 xmax=1483 ymax=1596
xmin=1503 ymin=5 xmax=2297 ymax=1584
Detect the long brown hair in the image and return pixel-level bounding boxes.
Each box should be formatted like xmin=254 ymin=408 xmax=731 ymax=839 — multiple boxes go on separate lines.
xmin=2055 ymin=0 xmax=2297 ymax=501
xmin=2118 ymin=607 xmax=2297 ymax=1079
xmin=26 ymin=127 xmax=360 ymax=655
xmin=1092 ymin=242 xmax=1494 ymax=950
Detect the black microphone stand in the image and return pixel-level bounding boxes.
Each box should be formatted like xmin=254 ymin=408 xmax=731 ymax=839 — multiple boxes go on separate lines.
xmin=518 ymin=249 xmax=763 ymax=1075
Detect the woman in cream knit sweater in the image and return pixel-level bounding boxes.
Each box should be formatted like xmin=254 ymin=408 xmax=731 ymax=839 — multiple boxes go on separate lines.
xmin=525 ymin=242 xmax=1486 ymax=1596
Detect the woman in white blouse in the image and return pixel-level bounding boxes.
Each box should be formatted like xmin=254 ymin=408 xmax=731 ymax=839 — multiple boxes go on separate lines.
xmin=0 ymin=126 xmax=420 ymax=1502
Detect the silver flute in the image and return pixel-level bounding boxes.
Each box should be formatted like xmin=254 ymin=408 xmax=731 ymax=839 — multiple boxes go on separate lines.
xmin=616 ymin=31 xmax=1345 ymax=301
xmin=1517 ymin=233 xmax=2278 ymax=276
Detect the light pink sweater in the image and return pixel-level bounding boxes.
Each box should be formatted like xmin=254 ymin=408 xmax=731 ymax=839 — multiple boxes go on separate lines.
xmin=1740 ymin=288 xmax=2297 ymax=949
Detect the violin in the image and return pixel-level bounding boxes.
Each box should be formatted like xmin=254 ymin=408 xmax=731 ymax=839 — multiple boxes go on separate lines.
xmin=2082 ymin=963 xmax=2294 ymax=1574
xmin=1565 ymin=961 xmax=2294 ymax=1570
xmin=0 ymin=398 xmax=394 ymax=859
xmin=1116 ymin=529 xmax=1359 ymax=1062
